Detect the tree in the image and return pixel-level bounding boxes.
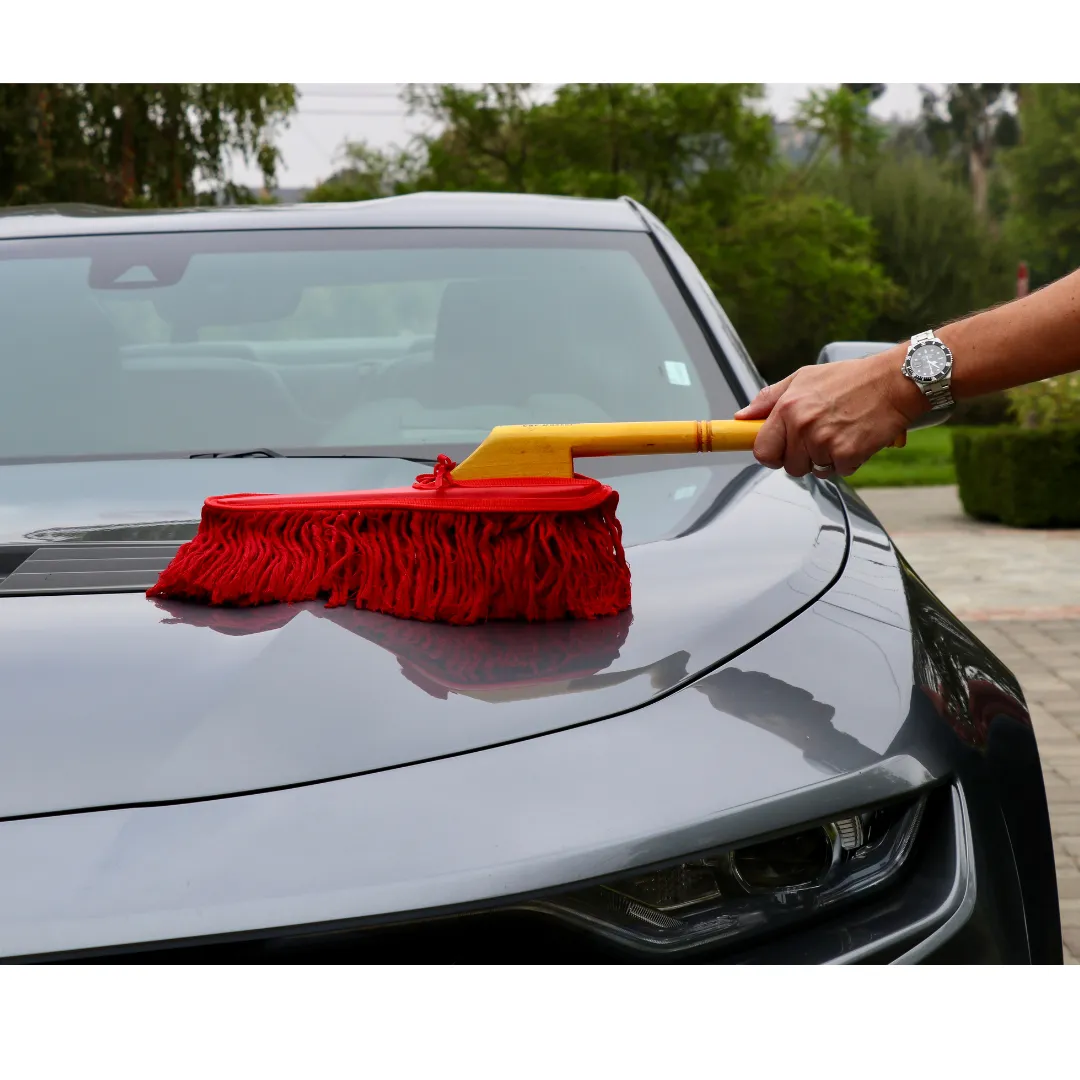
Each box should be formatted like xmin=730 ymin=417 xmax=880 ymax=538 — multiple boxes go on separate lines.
xmin=1005 ymin=83 xmax=1080 ymax=283
xmin=0 ymin=84 xmax=297 ymax=207
xmin=403 ymin=83 xmax=543 ymax=193
xmin=816 ymin=152 xmax=1016 ymax=341
xmin=402 ymin=82 xmax=774 ymax=222
xmin=306 ymin=140 xmax=422 ymax=202
xmin=919 ymin=84 xmax=1018 ymax=217
xmin=793 ymin=85 xmax=885 ymax=179
xmin=841 ymin=84 xmax=886 ymax=103
xmin=680 ymin=193 xmax=900 ymax=381
xmin=526 ymin=82 xmax=774 ymax=220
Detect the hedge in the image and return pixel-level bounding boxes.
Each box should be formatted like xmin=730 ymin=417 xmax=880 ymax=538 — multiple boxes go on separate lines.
xmin=952 ymin=426 xmax=1080 ymax=528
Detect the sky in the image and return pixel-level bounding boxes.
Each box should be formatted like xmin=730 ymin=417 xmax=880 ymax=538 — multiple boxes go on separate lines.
xmin=241 ymin=83 xmax=928 ymax=191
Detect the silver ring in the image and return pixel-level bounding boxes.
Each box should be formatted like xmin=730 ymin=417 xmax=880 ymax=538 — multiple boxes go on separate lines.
xmin=811 ymin=461 xmax=833 ymax=477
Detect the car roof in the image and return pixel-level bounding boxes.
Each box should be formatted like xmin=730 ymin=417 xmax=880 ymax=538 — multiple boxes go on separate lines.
xmin=0 ymin=192 xmax=649 ymax=240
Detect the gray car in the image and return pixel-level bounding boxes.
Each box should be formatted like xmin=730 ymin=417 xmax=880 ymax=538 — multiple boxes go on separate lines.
xmin=0 ymin=194 xmax=1060 ymax=963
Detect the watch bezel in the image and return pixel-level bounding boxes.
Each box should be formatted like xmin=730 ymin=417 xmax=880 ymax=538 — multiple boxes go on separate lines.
xmin=902 ymin=337 xmax=954 ymax=384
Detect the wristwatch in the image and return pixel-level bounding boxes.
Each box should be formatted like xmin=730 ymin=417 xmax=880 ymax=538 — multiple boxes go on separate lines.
xmin=902 ymin=330 xmax=955 ymax=411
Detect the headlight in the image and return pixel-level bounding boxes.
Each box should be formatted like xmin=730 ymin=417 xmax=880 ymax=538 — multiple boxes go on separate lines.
xmin=524 ymin=795 xmax=927 ymax=954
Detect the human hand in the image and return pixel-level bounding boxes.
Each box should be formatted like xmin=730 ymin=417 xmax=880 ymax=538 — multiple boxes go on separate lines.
xmin=734 ymin=347 xmax=930 ymax=478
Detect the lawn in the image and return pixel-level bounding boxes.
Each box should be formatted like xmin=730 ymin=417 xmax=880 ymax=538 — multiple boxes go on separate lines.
xmin=846 ymin=425 xmax=958 ymax=489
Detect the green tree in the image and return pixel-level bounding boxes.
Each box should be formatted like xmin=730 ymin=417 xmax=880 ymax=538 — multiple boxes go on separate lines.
xmin=0 ymin=83 xmax=296 ymax=207
xmin=817 ymin=152 xmax=1016 ymax=340
xmin=919 ymin=84 xmax=1018 ymax=217
xmin=306 ymin=140 xmax=422 ymax=202
xmin=403 ymin=83 xmax=543 ymax=193
xmin=1005 ymin=83 xmax=1080 ymax=282
xmin=678 ymin=193 xmax=899 ymax=381
xmin=793 ymin=85 xmax=885 ymax=179
xmin=527 ymin=82 xmax=774 ymax=220
xmin=402 ymin=82 xmax=774 ymax=222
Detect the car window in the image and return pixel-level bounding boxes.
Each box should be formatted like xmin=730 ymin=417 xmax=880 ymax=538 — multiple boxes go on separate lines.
xmin=0 ymin=228 xmax=741 ymax=461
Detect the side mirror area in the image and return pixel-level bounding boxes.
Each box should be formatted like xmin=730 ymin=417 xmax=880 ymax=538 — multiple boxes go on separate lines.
xmin=815 ymin=341 xmax=898 ymax=365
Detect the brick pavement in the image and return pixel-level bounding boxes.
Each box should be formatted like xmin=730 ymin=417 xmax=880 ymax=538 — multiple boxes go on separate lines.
xmin=860 ymin=484 xmax=1080 ymax=963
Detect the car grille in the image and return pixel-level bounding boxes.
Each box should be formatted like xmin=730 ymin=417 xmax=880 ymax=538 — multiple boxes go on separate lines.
xmin=0 ymin=543 xmax=180 ymax=596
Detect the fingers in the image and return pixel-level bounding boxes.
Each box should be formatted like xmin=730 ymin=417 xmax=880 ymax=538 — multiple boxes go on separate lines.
xmin=784 ymin=438 xmax=813 ymax=478
xmin=805 ymin=432 xmax=837 ymax=479
xmin=752 ymin=409 xmax=788 ymax=470
xmin=835 ymin=460 xmax=865 ymax=478
xmin=735 ymin=375 xmax=794 ymax=420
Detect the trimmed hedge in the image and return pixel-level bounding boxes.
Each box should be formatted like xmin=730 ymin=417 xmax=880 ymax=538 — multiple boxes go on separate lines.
xmin=949 ymin=391 xmax=1011 ymax=427
xmin=952 ymin=426 xmax=1080 ymax=528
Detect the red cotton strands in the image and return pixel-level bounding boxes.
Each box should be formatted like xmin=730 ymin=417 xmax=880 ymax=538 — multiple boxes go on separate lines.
xmin=147 ymin=455 xmax=632 ymax=626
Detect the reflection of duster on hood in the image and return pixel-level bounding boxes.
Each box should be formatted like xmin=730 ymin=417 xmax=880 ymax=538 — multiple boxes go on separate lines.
xmin=153 ymin=599 xmax=634 ymax=702
xmin=152 ymin=598 xmax=880 ymax=772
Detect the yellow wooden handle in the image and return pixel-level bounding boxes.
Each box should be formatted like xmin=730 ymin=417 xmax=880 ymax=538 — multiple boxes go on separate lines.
xmin=450 ymin=420 xmax=759 ymax=480
xmin=450 ymin=420 xmax=910 ymax=481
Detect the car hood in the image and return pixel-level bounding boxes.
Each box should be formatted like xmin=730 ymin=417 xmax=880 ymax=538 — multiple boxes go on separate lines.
xmin=0 ymin=453 xmax=850 ymax=818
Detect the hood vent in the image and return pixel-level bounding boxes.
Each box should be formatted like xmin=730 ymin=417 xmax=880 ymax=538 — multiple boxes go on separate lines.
xmin=0 ymin=543 xmax=180 ymax=596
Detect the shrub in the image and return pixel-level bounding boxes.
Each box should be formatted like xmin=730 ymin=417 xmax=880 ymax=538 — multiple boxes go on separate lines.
xmin=1006 ymin=372 xmax=1080 ymax=428
xmin=952 ymin=426 xmax=1080 ymax=527
xmin=949 ymin=391 xmax=1011 ymax=427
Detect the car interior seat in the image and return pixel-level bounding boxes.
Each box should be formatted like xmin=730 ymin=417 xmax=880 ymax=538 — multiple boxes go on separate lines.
xmin=321 ymin=277 xmax=615 ymax=446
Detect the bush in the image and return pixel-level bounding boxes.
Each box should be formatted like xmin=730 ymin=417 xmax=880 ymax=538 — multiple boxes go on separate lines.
xmin=952 ymin=426 xmax=1080 ymax=527
xmin=1007 ymin=372 xmax=1080 ymax=428
xmin=949 ymin=391 xmax=1012 ymax=427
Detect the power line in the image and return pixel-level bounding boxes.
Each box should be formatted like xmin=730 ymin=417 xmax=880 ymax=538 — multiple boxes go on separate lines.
xmin=300 ymin=108 xmax=408 ymax=117
xmin=300 ymin=90 xmax=403 ymax=100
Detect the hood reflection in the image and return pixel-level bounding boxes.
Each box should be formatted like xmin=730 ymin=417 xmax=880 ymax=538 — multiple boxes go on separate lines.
xmin=152 ymin=598 xmax=878 ymax=769
xmin=693 ymin=667 xmax=879 ymax=773
xmin=153 ymin=599 xmax=634 ymax=702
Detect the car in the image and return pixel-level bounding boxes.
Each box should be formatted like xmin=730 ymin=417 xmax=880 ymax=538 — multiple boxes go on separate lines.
xmin=0 ymin=193 xmax=1060 ymax=963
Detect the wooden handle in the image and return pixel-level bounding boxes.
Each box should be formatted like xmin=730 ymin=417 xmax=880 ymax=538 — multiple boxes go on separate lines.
xmin=450 ymin=420 xmax=905 ymax=481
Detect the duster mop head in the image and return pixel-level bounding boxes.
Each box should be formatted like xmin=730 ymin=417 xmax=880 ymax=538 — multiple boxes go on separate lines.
xmin=148 ymin=419 xmax=800 ymax=625
xmin=147 ymin=454 xmax=629 ymax=624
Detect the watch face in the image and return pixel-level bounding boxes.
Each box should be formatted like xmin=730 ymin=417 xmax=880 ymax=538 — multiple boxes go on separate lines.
xmin=908 ymin=343 xmax=950 ymax=381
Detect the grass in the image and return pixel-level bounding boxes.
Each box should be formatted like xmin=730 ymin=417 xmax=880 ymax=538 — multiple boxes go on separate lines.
xmin=846 ymin=425 xmax=959 ymax=489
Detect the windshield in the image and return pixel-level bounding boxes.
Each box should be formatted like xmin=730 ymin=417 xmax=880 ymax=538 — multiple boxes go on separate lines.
xmin=0 ymin=227 xmax=741 ymax=462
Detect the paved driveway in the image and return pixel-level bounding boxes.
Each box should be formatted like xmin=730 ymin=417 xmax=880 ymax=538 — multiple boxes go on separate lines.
xmin=859 ymin=484 xmax=1080 ymax=964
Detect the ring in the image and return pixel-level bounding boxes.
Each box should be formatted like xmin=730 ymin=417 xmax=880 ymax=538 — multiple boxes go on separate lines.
xmin=811 ymin=460 xmax=833 ymax=477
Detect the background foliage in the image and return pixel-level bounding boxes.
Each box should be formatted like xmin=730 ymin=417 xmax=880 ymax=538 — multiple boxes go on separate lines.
xmin=0 ymin=84 xmax=296 ymax=207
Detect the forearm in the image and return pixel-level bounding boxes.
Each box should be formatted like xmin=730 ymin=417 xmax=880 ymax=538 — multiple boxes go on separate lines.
xmin=875 ymin=268 xmax=1080 ymax=406
xmin=941 ymin=268 xmax=1080 ymax=398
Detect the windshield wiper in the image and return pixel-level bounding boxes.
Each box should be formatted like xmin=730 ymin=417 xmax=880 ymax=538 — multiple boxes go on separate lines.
xmin=190 ymin=448 xmax=284 ymax=459
xmin=189 ymin=448 xmax=439 ymax=464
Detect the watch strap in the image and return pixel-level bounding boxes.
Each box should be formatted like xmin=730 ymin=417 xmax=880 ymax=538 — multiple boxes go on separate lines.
xmin=923 ymin=381 xmax=955 ymax=410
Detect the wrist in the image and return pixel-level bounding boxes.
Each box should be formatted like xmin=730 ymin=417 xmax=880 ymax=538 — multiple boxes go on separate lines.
xmin=871 ymin=344 xmax=932 ymax=423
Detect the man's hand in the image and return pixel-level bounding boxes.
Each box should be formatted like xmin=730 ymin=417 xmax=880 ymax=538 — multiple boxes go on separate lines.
xmin=734 ymin=347 xmax=929 ymax=478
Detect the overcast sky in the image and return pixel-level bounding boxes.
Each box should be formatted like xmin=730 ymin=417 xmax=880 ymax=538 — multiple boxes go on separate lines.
xmin=243 ymin=83 xmax=927 ymax=190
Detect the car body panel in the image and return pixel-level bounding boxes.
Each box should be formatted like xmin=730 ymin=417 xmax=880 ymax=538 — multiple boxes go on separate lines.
xmin=0 ymin=566 xmax=936 ymax=959
xmin=0 ymin=456 xmax=851 ymax=818
xmin=0 ymin=193 xmax=646 ymax=241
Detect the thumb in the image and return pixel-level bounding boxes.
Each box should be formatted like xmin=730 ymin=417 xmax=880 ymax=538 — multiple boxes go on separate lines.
xmin=735 ymin=376 xmax=793 ymax=420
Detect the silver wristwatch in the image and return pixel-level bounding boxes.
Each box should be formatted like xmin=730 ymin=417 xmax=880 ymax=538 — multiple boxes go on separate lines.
xmin=902 ymin=330 xmax=955 ymax=411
